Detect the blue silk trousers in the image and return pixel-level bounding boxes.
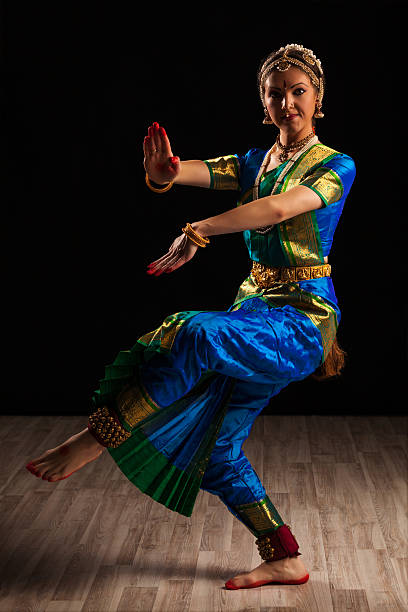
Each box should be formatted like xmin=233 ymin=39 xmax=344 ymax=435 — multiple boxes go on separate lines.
xmin=130 ymin=296 xmax=325 ymax=535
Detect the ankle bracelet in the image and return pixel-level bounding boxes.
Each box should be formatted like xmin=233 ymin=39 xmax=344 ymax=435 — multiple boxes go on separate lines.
xmin=87 ymin=406 xmax=131 ymax=448
xmin=255 ymin=524 xmax=301 ymax=561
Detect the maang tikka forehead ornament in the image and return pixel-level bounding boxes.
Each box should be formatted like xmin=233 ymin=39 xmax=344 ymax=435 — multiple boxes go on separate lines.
xmin=260 ymin=43 xmax=325 ymax=119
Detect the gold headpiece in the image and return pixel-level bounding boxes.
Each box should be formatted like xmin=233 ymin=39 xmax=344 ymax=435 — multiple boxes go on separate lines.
xmin=259 ymin=43 xmax=324 ymax=118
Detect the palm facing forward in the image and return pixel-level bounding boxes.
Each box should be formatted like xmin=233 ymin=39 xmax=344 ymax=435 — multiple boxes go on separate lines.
xmin=143 ymin=121 xmax=181 ymax=184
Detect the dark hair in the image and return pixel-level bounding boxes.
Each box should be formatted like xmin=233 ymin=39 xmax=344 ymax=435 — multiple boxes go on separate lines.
xmin=310 ymin=336 xmax=347 ymax=381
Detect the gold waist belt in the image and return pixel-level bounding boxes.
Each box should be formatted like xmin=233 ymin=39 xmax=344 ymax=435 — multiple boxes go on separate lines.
xmin=251 ymin=261 xmax=331 ymax=288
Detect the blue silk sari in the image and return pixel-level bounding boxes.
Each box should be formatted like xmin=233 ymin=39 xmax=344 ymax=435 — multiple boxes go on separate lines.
xmin=90 ymin=142 xmax=356 ymax=522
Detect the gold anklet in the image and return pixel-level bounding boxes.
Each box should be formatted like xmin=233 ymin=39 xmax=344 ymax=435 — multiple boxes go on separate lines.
xmin=88 ymin=406 xmax=131 ymax=448
xmin=255 ymin=524 xmax=301 ymax=561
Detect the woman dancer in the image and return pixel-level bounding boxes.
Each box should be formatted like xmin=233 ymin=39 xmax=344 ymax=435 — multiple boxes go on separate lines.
xmin=25 ymin=43 xmax=356 ymax=590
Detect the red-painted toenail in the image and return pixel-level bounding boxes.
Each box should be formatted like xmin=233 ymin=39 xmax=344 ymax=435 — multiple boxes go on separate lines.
xmin=225 ymin=580 xmax=240 ymax=590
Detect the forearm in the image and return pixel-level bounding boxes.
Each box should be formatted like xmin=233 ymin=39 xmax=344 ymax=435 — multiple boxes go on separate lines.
xmin=192 ymin=195 xmax=283 ymax=237
xmin=173 ymin=160 xmax=211 ymax=188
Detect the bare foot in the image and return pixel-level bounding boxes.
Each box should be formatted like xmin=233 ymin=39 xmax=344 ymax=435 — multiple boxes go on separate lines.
xmin=25 ymin=427 xmax=106 ymax=482
xmin=226 ymin=555 xmax=309 ymax=589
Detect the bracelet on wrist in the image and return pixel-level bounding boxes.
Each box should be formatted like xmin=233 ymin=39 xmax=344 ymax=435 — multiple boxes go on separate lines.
xmin=181 ymin=222 xmax=210 ymax=248
xmin=145 ymin=172 xmax=174 ymax=193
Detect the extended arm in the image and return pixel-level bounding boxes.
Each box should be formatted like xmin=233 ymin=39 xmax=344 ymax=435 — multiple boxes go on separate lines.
xmin=192 ymin=186 xmax=323 ymax=237
xmin=173 ymin=160 xmax=211 ymax=188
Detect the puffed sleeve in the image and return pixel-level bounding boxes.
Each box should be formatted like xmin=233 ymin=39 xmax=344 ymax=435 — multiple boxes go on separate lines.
xmin=202 ymin=154 xmax=242 ymax=190
xmin=298 ymin=154 xmax=356 ymax=207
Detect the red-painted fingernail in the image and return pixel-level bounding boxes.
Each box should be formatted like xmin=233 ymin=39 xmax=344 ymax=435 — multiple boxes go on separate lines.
xmin=153 ymin=122 xmax=159 ymax=129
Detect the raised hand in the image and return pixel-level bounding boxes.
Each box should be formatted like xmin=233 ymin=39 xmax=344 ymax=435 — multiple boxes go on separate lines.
xmin=143 ymin=122 xmax=181 ymax=185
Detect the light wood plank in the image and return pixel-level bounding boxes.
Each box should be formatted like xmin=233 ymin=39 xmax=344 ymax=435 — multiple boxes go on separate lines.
xmin=0 ymin=414 xmax=406 ymax=611
xmin=330 ymin=588 xmax=370 ymax=611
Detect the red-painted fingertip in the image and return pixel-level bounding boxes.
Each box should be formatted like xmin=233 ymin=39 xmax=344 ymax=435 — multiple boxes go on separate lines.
xmin=171 ymin=156 xmax=179 ymax=164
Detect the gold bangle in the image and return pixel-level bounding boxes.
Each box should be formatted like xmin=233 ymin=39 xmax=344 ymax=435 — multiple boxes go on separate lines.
xmin=184 ymin=232 xmax=206 ymax=248
xmin=183 ymin=222 xmax=210 ymax=244
xmin=182 ymin=223 xmax=210 ymax=247
xmin=145 ymin=172 xmax=174 ymax=193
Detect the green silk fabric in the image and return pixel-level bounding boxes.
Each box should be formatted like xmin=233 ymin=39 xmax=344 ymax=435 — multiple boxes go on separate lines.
xmin=242 ymin=160 xmax=290 ymax=267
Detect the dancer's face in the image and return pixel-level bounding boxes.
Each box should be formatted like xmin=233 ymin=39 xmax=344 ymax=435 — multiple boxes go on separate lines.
xmin=263 ymin=66 xmax=318 ymax=134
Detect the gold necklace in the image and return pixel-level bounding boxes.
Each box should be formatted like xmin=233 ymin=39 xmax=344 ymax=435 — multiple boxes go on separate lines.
xmin=276 ymin=131 xmax=315 ymax=162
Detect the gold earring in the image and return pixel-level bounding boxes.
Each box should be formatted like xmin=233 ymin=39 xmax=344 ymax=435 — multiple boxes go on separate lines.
xmin=263 ymin=107 xmax=274 ymax=125
xmin=313 ymin=101 xmax=324 ymax=118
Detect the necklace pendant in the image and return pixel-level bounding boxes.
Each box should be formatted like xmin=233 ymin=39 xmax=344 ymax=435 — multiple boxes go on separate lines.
xmin=279 ymin=151 xmax=288 ymax=162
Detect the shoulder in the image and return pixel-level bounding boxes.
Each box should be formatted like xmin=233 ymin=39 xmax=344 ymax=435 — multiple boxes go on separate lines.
xmin=312 ymin=145 xmax=357 ymax=189
xmin=316 ymin=144 xmax=356 ymax=174
xmin=236 ymin=147 xmax=268 ymax=162
xmin=236 ymin=147 xmax=268 ymax=171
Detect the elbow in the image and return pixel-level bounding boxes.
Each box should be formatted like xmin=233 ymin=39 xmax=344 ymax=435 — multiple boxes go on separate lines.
xmin=269 ymin=201 xmax=286 ymax=224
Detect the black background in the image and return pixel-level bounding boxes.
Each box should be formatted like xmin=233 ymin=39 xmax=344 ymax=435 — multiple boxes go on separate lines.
xmin=1 ymin=2 xmax=405 ymax=416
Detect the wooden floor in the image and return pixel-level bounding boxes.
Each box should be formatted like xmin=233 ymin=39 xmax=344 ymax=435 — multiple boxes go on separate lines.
xmin=0 ymin=414 xmax=406 ymax=612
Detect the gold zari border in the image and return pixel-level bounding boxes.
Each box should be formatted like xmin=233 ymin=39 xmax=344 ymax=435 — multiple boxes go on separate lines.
xmin=278 ymin=144 xmax=339 ymax=265
xmin=204 ymin=155 xmax=240 ymax=190
xmin=137 ymin=312 xmax=200 ymax=353
xmin=234 ymin=496 xmax=283 ymax=536
xmin=138 ymin=314 xmax=183 ymax=352
xmin=299 ymin=166 xmax=343 ymax=206
xmin=115 ymin=368 xmax=160 ymax=429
